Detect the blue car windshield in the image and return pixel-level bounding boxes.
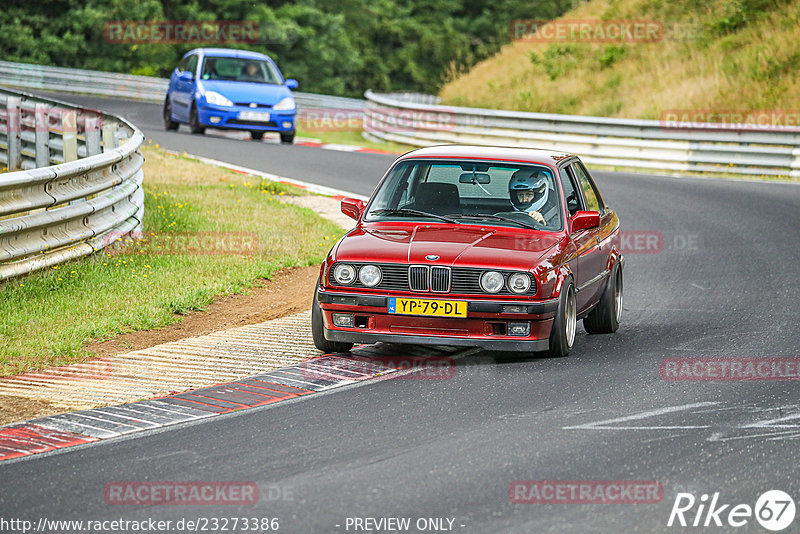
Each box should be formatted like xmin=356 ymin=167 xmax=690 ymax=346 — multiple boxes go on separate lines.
xmin=200 ymin=57 xmax=282 ymax=84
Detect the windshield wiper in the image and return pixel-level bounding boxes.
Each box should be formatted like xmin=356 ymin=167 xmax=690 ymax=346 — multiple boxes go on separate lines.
xmin=450 ymin=213 xmax=541 ymax=231
xmin=370 ymin=208 xmax=460 ymax=224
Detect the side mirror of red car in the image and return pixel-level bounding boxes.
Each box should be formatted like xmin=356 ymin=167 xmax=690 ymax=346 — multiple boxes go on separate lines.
xmin=570 ymin=211 xmax=600 ymax=232
xmin=341 ymin=198 xmax=365 ymax=221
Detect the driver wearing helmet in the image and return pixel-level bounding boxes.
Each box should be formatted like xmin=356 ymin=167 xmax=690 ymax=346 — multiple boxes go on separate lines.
xmin=508 ymin=169 xmax=551 ymax=225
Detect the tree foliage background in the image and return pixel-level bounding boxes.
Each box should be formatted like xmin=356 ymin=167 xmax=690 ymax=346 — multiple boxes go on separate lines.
xmin=0 ymin=0 xmax=572 ymax=96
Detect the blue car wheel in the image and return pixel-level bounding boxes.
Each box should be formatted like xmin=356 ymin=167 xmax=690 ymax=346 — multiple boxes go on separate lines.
xmin=163 ymin=98 xmax=178 ymax=131
xmin=189 ymin=102 xmax=205 ymax=135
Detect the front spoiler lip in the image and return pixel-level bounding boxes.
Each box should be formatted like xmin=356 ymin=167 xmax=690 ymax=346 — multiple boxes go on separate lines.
xmin=324 ymin=328 xmax=550 ymax=352
xmin=197 ymin=106 xmax=295 ymax=130
xmin=317 ymin=289 xmax=559 ymax=315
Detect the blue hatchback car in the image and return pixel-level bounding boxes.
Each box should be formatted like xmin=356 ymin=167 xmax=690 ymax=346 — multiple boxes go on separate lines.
xmin=164 ymin=48 xmax=299 ymax=143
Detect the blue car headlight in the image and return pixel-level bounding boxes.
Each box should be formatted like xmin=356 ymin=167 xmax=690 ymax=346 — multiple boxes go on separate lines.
xmin=204 ymin=91 xmax=233 ymax=107
xmin=273 ymin=97 xmax=296 ymax=111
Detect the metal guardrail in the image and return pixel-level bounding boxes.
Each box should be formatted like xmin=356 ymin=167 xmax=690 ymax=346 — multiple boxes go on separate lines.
xmin=364 ymin=91 xmax=800 ymax=177
xmin=0 ymin=60 xmax=364 ymax=112
xmin=0 ymin=88 xmax=144 ymax=281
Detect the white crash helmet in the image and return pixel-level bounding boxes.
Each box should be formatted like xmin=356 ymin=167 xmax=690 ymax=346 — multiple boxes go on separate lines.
xmin=509 ymin=169 xmax=549 ymax=212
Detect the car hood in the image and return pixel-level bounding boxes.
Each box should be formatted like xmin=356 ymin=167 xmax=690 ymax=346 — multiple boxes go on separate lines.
xmin=199 ymin=80 xmax=291 ymax=105
xmin=334 ymin=223 xmax=563 ymax=272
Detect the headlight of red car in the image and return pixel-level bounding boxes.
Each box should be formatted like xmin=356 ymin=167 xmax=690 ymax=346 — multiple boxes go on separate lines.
xmin=358 ymin=265 xmax=382 ymax=287
xmin=507 ymin=273 xmax=532 ymax=294
xmin=480 ymin=271 xmax=505 ymax=293
xmin=333 ymin=264 xmax=356 ymax=285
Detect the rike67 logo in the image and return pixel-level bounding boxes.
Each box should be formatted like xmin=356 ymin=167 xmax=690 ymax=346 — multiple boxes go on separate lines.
xmin=668 ymin=490 xmax=796 ymax=531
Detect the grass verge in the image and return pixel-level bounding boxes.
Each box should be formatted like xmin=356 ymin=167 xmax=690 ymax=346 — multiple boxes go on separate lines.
xmin=295 ymin=126 xmax=413 ymax=153
xmin=0 ymin=144 xmax=345 ymax=376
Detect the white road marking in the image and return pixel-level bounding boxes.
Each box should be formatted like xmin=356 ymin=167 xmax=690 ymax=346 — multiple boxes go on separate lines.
xmin=740 ymin=411 xmax=800 ymax=429
xmin=707 ymin=429 xmax=800 ymax=442
xmin=563 ymin=401 xmax=720 ymax=430
xmin=319 ymin=143 xmax=361 ymax=152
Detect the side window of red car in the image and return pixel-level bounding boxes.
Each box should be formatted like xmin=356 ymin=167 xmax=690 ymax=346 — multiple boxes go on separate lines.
xmin=571 ymin=161 xmax=604 ymax=213
xmin=559 ymin=167 xmax=580 ymax=216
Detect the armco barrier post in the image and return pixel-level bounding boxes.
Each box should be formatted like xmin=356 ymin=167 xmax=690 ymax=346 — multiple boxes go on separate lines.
xmin=85 ymin=112 xmax=102 ymax=156
xmin=34 ymin=103 xmax=49 ymax=168
xmin=61 ymin=109 xmax=78 ymax=162
xmin=6 ymin=96 xmax=21 ymax=170
xmin=102 ymin=122 xmax=117 ymax=151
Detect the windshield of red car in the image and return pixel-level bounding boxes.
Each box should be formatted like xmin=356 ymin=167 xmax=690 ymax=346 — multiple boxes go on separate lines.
xmin=200 ymin=57 xmax=282 ymax=84
xmin=365 ymin=160 xmax=564 ymax=231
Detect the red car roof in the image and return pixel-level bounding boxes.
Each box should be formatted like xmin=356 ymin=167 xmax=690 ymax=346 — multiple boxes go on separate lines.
xmin=397 ymin=145 xmax=574 ymax=166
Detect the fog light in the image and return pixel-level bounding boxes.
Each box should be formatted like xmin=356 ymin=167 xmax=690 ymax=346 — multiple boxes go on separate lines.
xmin=209 ymin=116 xmax=221 ymax=124
xmin=502 ymin=305 xmax=527 ymax=313
xmin=282 ymin=121 xmax=293 ymax=128
xmin=332 ymin=313 xmax=354 ymax=327
xmin=507 ymin=322 xmax=531 ymax=336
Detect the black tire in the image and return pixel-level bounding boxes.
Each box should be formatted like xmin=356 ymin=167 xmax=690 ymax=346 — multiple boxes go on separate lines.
xmin=189 ymin=103 xmax=205 ymax=134
xmin=163 ymin=98 xmax=179 ymax=131
xmin=584 ymin=263 xmax=623 ymax=334
xmin=280 ymin=130 xmax=295 ymax=144
xmin=545 ymin=279 xmax=576 ymax=358
xmin=312 ymin=288 xmax=353 ymax=353
xmin=251 ymin=131 xmax=265 ymax=141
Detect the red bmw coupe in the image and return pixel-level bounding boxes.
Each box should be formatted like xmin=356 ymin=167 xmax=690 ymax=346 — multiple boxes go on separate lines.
xmin=312 ymin=146 xmax=624 ymax=357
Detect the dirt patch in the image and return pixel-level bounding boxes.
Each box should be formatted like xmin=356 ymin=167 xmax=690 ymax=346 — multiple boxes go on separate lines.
xmin=0 ymin=395 xmax=61 ymax=427
xmin=86 ymin=265 xmax=320 ymax=358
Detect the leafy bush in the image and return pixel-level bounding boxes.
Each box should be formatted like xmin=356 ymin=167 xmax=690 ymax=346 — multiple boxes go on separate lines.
xmin=540 ymin=44 xmax=583 ymax=80
xmin=598 ymin=45 xmax=626 ymax=69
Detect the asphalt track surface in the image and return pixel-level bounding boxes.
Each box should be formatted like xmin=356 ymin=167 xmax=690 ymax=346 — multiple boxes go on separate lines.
xmin=2 ymin=93 xmax=800 ymax=533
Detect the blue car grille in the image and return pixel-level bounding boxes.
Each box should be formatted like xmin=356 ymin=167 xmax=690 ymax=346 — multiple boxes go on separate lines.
xmin=234 ymin=102 xmax=272 ymax=108
xmin=226 ymin=119 xmax=278 ymax=127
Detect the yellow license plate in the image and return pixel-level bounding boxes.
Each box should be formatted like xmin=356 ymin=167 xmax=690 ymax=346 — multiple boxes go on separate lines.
xmin=388 ymin=297 xmax=467 ymax=318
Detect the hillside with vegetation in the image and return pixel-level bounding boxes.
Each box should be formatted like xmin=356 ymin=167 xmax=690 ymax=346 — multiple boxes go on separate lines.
xmin=439 ymin=0 xmax=800 ymax=119
xmin=0 ymin=0 xmax=573 ymax=97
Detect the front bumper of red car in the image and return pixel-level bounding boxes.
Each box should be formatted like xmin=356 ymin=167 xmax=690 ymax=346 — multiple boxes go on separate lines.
xmin=317 ymin=289 xmax=559 ymax=352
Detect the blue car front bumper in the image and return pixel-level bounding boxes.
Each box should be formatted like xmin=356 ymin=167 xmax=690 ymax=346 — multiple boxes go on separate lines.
xmin=197 ymin=104 xmax=295 ymax=132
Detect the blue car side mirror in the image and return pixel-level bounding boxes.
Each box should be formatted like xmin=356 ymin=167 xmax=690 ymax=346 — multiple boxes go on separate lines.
xmin=284 ymin=79 xmax=299 ymax=89
xmin=178 ymin=71 xmax=194 ymax=82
